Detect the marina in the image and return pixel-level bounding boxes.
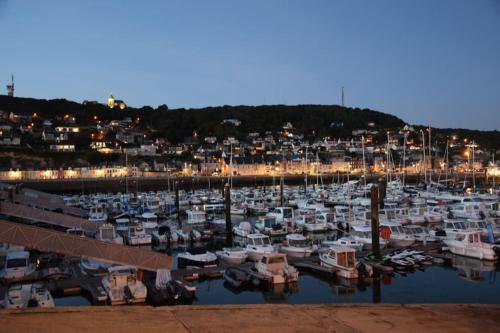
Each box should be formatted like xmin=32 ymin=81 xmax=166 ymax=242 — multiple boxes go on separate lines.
xmin=0 ymin=178 xmax=499 ymax=307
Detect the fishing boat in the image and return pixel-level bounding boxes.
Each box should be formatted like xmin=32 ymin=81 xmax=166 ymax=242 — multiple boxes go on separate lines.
xmin=444 ymin=231 xmax=499 ymax=261
xmin=381 ymin=222 xmax=416 ymax=247
xmin=294 ymin=214 xmax=328 ymax=232
xmin=216 ymin=247 xmax=248 ymax=265
xmin=319 ymin=247 xmax=361 ymax=279
xmin=279 ymin=234 xmax=316 ymax=258
xmin=351 ymin=225 xmax=388 ymax=250
xmin=101 ymin=266 xmax=147 ymax=305
xmin=186 ymin=209 xmax=207 ymax=225
xmin=245 ymin=234 xmax=275 ymax=261
xmin=254 ymin=253 xmax=299 ymax=284
xmin=4 ymin=282 xmax=54 ymax=308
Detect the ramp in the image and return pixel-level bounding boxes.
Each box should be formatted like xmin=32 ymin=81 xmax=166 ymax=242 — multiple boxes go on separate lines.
xmin=0 ymin=201 xmax=98 ymax=233
xmin=0 ymin=219 xmax=172 ymax=271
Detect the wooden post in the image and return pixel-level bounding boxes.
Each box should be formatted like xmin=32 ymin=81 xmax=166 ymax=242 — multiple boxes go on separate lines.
xmin=378 ymin=177 xmax=386 ymax=210
xmin=280 ymin=176 xmax=284 ymax=207
xmin=225 ymin=183 xmax=232 ymax=234
xmin=175 ymin=181 xmax=181 ymax=227
xmin=371 ymin=185 xmax=381 ymax=260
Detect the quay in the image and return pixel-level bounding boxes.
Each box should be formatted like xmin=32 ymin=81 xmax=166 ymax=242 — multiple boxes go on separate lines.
xmin=1 ymin=304 xmax=499 ymax=333
xmin=1 ymin=172 xmax=491 ymax=194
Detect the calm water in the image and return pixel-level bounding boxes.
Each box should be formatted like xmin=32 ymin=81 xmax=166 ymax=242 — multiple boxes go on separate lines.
xmin=55 ymin=253 xmax=500 ymax=306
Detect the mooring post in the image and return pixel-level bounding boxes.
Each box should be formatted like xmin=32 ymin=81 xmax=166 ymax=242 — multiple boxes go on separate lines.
xmin=280 ymin=176 xmax=284 ymax=207
xmin=378 ymin=177 xmax=386 ymax=210
xmin=371 ymin=184 xmax=381 ymax=260
xmin=175 ymin=181 xmax=181 ymax=227
xmin=225 ymin=183 xmax=232 ymax=234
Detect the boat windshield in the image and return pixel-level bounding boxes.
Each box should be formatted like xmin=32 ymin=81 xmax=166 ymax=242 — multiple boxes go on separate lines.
xmin=6 ymin=258 xmax=28 ymax=269
xmin=290 ymin=239 xmax=309 ymax=247
xmin=283 ymin=209 xmax=293 ymax=218
xmin=262 ymin=237 xmax=271 ymax=245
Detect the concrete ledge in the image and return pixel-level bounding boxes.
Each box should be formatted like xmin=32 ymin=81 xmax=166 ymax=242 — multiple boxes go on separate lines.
xmin=1 ymin=304 xmax=499 ymax=333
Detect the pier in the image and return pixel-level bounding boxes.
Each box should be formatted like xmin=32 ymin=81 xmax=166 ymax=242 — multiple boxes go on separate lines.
xmin=1 ymin=304 xmax=499 ymax=333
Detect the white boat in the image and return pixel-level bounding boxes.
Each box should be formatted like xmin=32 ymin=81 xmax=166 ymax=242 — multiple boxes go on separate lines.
xmin=350 ymin=225 xmax=388 ymax=250
xmin=177 ymin=249 xmax=218 ymax=268
xmin=404 ymin=225 xmax=438 ymax=243
xmin=96 ymin=223 xmax=123 ymax=244
xmin=245 ymin=234 xmax=275 ymax=261
xmin=322 ymin=236 xmax=364 ymax=252
xmin=138 ymin=212 xmax=158 ymax=235
xmin=0 ymin=251 xmax=36 ymax=283
xmin=319 ymin=247 xmax=359 ymax=279
xmin=152 ymin=224 xmax=178 ymax=243
xmin=101 ymin=266 xmax=147 ymax=305
xmin=216 ymin=247 xmax=248 ymax=265
xmin=124 ymin=224 xmax=152 ymax=245
xmin=444 ymin=231 xmax=499 ymax=261
xmin=186 ymin=209 xmax=207 ymax=224
xmin=255 ymin=253 xmax=299 ymax=284
xmin=88 ymin=206 xmax=108 ymax=223
xmin=254 ymin=216 xmax=287 ymax=236
xmin=4 ymin=282 xmax=54 ymax=308
xmin=381 ymin=222 xmax=416 ymax=247
xmin=279 ymin=234 xmax=316 ymax=258
xmin=233 ymin=221 xmax=253 ymax=237
xmin=0 ymin=243 xmax=24 ymax=256
xmin=295 ymin=214 xmax=328 ymax=232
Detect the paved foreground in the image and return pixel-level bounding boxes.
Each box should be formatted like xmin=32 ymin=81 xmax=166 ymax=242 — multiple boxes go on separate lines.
xmin=1 ymin=304 xmax=499 ymax=333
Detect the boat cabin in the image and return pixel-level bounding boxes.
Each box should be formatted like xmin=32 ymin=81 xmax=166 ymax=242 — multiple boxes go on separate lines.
xmin=327 ymin=248 xmax=356 ymax=269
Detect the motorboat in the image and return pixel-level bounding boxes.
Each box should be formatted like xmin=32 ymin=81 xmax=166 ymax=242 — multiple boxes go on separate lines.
xmin=216 ymin=247 xmax=248 ymax=265
xmin=186 ymin=209 xmax=207 ymax=224
xmin=279 ymin=234 xmax=316 ymax=258
xmin=351 ymin=225 xmax=388 ymax=250
xmin=254 ymin=253 xmax=299 ymax=284
xmin=321 ymin=236 xmax=364 ymax=252
xmin=267 ymin=207 xmax=295 ymax=231
xmin=80 ymin=258 xmax=114 ymax=275
xmin=254 ymin=216 xmax=287 ymax=236
xmin=233 ymin=221 xmax=253 ymax=237
xmin=245 ymin=234 xmax=275 ymax=261
xmin=381 ymin=222 xmax=416 ymax=247
xmin=223 ymin=267 xmax=261 ymax=289
xmin=0 ymin=251 xmax=36 ymax=283
xmin=319 ymin=247 xmax=361 ymax=279
xmin=295 ymin=214 xmax=328 ymax=232
xmin=138 ymin=212 xmax=158 ymax=235
xmin=444 ymin=231 xmax=499 ymax=261
xmin=403 ymin=225 xmax=438 ymax=243
xmin=101 ymin=266 xmax=147 ymax=305
xmin=124 ymin=224 xmax=152 ymax=245
xmin=152 ymin=224 xmax=179 ymax=243
xmin=4 ymin=282 xmax=54 ymax=308
xmin=96 ymin=223 xmax=123 ymax=244
xmin=88 ymin=206 xmax=108 ymax=223
xmin=177 ymin=248 xmax=218 ymax=268
xmin=0 ymin=243 xmax=24 ymax=256
xmin=144 ymin=269 xmax=195 ymax=306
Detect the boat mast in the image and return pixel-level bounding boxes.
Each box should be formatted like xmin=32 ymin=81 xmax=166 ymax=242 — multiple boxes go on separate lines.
xmin=428 ymin=125 xmax=432 ymax=184
xmin=362 ymin=135 xmax=367 ymax=194
xmin=125 ymin=151 xmax=129 ymax=194
xmin=386 ymin=131 xmax=390 ymax=183
xmin=402 ymin=131 xmax=406 ymax=188
xmin=472 ymin=140 xmax=476 ymax=193
xmin=421 ymin=130 xmax=426 ymax=184
xmin=445 ymin=139 xmax=449 ymax=185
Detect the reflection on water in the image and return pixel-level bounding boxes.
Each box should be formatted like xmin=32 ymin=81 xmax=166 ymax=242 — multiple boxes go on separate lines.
xmin=189 ymin=256 xmax=500 ymax=305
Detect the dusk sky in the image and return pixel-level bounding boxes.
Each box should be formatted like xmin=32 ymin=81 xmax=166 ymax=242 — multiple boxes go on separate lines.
xmin=0 ymin=0 xmax=499 ymax=130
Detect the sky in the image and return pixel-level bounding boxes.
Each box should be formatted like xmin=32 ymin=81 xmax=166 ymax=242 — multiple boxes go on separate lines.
xmin=0 ymin=0 xmax=499 ymax=130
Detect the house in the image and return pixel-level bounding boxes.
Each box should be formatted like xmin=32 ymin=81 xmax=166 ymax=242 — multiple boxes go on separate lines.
xmin=50 ymin=144 xmax=75 ymax=152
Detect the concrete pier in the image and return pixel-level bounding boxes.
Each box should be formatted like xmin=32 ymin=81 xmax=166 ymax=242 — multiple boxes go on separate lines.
xmin=1 ymin=304 xmax=499 ymax=332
